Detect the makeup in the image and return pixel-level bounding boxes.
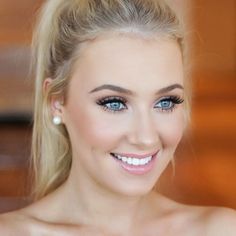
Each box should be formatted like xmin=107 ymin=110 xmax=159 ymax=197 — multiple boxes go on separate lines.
xmin=111 ymin=152 xmax=158 ymax=175
xmin=65 ymin=36 xmax=185 ymax=195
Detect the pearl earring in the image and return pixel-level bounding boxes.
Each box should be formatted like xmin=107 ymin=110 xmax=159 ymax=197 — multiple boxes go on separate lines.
xmin=53 ymin=116 xmax=62 ymax=125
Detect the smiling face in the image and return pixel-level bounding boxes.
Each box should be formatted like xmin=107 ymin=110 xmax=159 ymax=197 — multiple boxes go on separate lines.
xmin=60 ymin=35 xmax=185 ymax=197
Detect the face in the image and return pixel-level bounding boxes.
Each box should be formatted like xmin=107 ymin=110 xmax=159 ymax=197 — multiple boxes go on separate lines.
xmin=60 ymin=35 xmax=185 ymax=197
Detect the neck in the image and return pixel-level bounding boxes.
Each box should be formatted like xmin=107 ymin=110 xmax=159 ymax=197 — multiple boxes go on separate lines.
xmin=60 ymin=169 xmax=154 ymax=234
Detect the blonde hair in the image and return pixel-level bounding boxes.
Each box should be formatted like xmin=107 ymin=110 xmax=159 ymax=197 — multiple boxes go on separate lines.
xmin=31 ymin=0 xmax=187 ymax=200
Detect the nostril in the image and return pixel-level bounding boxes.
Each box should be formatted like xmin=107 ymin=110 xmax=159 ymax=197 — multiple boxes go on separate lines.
xmin=126 ymin=114 xmax=159 ymax=148
xmin=128 ymin=136 xmax=159 ymax=149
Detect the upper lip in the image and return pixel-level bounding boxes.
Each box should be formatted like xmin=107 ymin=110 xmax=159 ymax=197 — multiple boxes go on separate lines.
xmin=111 ymin=151 xmax=158 ymax=159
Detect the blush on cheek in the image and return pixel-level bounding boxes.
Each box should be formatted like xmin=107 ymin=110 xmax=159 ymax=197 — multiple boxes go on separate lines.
xmin=67 ymin=107 xmax=125 ymax=151
xmin=83 ymin=121 xmax=122 ymax=150
xmin=159 ymin=117 xmax=185 ymax=149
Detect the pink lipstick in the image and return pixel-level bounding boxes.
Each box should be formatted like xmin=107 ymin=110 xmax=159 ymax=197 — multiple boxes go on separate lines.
xmin=111 ymin=151 xmax=158 ymax=175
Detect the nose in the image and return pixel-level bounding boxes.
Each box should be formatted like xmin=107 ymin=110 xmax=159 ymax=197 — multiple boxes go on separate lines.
xmin=127 ymin=110 xmax=160 ymax=150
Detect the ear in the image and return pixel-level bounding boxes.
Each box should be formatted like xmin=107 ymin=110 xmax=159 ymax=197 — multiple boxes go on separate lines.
xmin=43 ymin=78 xmax=65 ymax=122
xmin=43 ymin=77 xmax=53 ymax=94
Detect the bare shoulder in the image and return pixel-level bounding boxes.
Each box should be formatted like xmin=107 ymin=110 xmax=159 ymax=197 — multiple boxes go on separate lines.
xmin=0 ymin=209 xmax=108 ymax=236
xmin=149 ymin=194 xmax=236 ymax=236
xmin=177 ymin=204 xmax=236 ymax=236
xmin=0 ymin=209 xmax=67 ymax=236
xmin=0 ymin=210 xmax=33 ymax=235
xmin=203 ymin=206 xmax=236 ymax=236
xmin=175 ymin=202 xmax=236 ymax=236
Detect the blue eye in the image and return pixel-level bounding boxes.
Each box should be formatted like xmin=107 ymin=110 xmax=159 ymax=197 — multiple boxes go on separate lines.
xmin=105 ymin=101 xmax=126 ymax=111
xmin=155 ymin=100 xmax=173 ymax=109
xmin=154 ymin=96 xmax=184 ymax=112
xmin=97 ymin=97 xmax=127 ymax=112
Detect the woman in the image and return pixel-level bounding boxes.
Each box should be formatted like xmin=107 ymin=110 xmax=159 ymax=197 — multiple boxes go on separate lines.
xmin=1 ymin=0 xmax=236 ymax=235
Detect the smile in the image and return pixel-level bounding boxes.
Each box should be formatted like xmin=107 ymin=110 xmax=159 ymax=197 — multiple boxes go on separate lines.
xmin=111 ymin=153 xmax=153 ymax=166
xmin=110 ymin=152 xmax=158 ymax=175
xmin=111 ymin=153 xmax=159 ymax=166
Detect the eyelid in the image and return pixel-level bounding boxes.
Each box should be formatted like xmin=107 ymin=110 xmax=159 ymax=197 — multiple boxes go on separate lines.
xmin=157 ymin=95 xmax=184 ymax=103
xmin=96 ymin=95 xmax=184 ymax=113
xmin=154 ymin=95 xmax=184 ymax=112
xmin=96 ymin=96 xmax=127 ymax=104
xmin=96 ymin=96 xmax=128 ymax=113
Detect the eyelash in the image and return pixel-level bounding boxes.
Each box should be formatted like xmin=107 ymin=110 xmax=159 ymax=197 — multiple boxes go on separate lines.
xmin=96 ymin=96 xmax=184 ymax=113
xmin=96 ymin=96 xmax=128 ymax=113
xmin=154 ymin=96 xmax=184 ymax=113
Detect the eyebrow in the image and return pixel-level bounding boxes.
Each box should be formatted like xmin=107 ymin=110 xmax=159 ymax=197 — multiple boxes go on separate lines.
xmin=89 ymin=84 xmax=133 ymax=95
xmin=156 ymin=84 xmax=184 ymax=94
xmin=89 ymin=83 xmax=184 ymax=95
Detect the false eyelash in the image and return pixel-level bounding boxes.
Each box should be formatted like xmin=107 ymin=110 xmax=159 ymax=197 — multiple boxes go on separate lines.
xmin=96 ymin=96 xmax=127 ymax=105
xmin=156 ymin=95 xmax=184 ymax=113
xmin=166 ymin=96 xmax=184 ymax=104
xmin=96 ymin=96 xmax=128 ymax=113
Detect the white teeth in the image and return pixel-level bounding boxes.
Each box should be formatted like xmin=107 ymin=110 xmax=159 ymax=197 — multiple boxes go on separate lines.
xmin=140 ymin=158 xmax=146 ymax=165
xmin=132 ymin=158 xmax=140 ymax=166
xmin=127 ymin=157 xmax=132 ymax=165
xmin=113 ymin=154 xmax=153 ymax=166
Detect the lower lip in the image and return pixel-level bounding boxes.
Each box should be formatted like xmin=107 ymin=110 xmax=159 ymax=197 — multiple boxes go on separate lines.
xmin=111 ymin=153 xmax=158 ymax=175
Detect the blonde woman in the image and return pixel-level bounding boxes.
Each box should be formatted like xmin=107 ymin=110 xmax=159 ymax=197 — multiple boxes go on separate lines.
xmin=1 ymin=0 xmax=236 ymax=235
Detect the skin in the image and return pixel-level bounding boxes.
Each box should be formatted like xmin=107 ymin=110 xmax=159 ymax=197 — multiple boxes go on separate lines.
xmin=0 ymin=35 xmax=236 ymax=235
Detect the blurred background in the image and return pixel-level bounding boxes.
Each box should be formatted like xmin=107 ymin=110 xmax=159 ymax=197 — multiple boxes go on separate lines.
xmin=0 ymin=0 xmax=235 ymax=213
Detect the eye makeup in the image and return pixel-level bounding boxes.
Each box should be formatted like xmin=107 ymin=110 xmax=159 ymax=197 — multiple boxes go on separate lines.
xmin=96 ymin=95 xmax=184 ymax=113
xmin=96 ymin=96 xmax=128 ymax=113
xmin=154 ymin=95 xmax=184 ymax=113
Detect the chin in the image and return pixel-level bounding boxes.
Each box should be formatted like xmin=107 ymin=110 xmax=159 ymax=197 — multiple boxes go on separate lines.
xmin=105 ymin=174 xmax=160 ymax=198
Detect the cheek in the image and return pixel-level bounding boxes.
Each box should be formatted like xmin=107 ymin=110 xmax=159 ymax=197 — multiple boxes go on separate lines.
xmin=157 ymin=112 xmax=185 ymax=149
xmin=65 ymin=104 xmax=125 ymax=151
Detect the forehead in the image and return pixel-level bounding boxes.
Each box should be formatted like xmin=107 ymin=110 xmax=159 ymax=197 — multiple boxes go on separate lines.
xmin=70 ymin=35 xmax=183 ymax=91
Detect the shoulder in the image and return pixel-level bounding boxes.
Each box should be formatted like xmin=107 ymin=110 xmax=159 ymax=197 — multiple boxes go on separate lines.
xmin=0 ymin=209 xmax=107 ymax=236
xmin=170 ymin=203 xmax=236 ymax=236
xmin=0 ymin=210 xmax=33 ymax=235
xmin=203 ymin=206 xmax=236 ymax=236
xmin=179 ymin=205 xmax=236 ymax=235
xmin=176 ymin=204 xmax=236 ymax=236
xmin=0 ymin=209 xmax=56 ymax=236
xmin=150 ymin=194 xmax=236 ymax=235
